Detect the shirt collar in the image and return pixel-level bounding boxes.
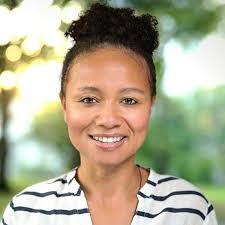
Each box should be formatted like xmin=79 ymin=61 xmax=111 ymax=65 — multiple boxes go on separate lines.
xmin=66 ymin=166 xmax=160 ymax=198
xmin=66 ymin=167 xmax=83 ymax=196
xmin=138 ymin=168 xmax=160 ymax=198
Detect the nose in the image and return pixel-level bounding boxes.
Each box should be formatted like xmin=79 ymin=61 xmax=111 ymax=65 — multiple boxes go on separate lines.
xmin=95 ymin=102 xmax=122 ymax=129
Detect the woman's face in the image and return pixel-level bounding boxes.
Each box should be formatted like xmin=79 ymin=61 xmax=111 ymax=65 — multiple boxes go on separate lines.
xmin=62 ymin=47 xmax=155 ymax=167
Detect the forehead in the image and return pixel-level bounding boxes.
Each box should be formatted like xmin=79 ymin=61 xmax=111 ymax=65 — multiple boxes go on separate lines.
xmin=68 ymin=46 xmax=150 ymax=91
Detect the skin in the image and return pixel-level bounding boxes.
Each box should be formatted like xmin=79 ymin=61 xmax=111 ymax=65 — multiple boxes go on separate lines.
xmin=61 ymin=46 xmax=155 ymax=225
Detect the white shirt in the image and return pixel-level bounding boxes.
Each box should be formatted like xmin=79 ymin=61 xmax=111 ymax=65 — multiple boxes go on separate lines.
xmin=1 ymin=167 xmax=218 ymax=225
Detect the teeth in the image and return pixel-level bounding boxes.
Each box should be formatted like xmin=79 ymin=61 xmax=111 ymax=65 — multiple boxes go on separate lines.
xmin=92 ymin=136 xmax=124 ymax=143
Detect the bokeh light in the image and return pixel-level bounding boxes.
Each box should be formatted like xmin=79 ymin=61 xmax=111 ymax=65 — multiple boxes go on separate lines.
xmin=17 ymin=60 xmax=61 ymax=113
xmin=5 ymin=45 xmax=22 ymax=62
xmin=20 ymin=0 xmax=54 ymax=10
xmin=0 ymin=5 xmax=12 ymax=45
xmin=42 ymin=30 xmax=65 ymax=48
xmin=61 ymin=2 xmax=82 ymax=24
xmin=0 ymin=70 xmax=17 ymax=90
xmin=163 ymin=34 xmax=225 ymax=96
xmin=21 ymin=36 xmax=42 ymax=56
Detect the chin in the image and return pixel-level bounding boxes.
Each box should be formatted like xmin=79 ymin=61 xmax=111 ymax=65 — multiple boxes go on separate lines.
xmin=93 ymin=154 xmax=135 ymax=168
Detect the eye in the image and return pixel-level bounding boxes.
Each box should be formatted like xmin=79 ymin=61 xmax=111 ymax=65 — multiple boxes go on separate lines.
xmin=80 ymin=97 xmax=97 ymax=104
xmin=122 ymin=98 xmax=137 ymax=105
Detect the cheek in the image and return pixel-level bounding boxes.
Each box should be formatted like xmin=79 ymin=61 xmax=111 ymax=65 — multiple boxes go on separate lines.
xmin=65 ymin=107 xmax=91 ymax=133
xmin=126 ymin=108 xmax=151 ymax=134
xmin=125 ymin=109 xmax=151 ymax=152
xmin=64 ymin=108 xmax=92 ymax=151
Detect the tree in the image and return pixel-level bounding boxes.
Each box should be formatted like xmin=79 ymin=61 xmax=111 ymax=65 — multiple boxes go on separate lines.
xmin=136 ymin=86 xmax=225 ymax=184
xmin=30 ymin=102 xmax=80 ymax=170
xmin=127 ymin=0 xmax=224 ymax=86
xmin=0 ymin=0 xmax=20 ymax=192
xmin=0 ymin=0 xmax=79 ymax=191
xmin=0 ymin=89 xmax=16 ymax=191
xmin=1 ymin=0 xmax=224 ymax=191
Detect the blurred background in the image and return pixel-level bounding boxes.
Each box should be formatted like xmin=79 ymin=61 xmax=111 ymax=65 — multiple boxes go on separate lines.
xmin=0 ymin=0 xmax=225 ymax=223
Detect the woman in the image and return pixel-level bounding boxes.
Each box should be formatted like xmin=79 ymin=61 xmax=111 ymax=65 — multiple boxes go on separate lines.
xmin=1 ymin=3 xmax=218 ymax=225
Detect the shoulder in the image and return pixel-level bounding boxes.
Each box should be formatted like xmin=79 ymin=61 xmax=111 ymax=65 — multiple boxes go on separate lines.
xmin=11 ymin=168 xmax=80 ymax=206
xmin=153 ymin=170 xmax=211 ymax=211
xmin=1 ymin=168 xmax=90 ymax=225
xmin=156 ymin=171 xmax=206 ymax=195
xmin=1 ymin=169 xmax=83 ymax=221
xmin=137 ymin=169 xmax=217 ymax=224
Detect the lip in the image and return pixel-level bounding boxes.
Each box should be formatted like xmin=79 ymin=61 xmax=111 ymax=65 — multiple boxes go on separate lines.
xmin=89 ymin=134 xmax=127 ymax=151
xmin=90 ymin=133 xmax=126 ymax=137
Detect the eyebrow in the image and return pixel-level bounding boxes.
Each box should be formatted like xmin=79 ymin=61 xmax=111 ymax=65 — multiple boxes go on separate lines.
xmin=119 ymin=87 xmax=145 ymax=95
xmin=77 ymin=86 xmax=145 ymax=95
xmin=78 ymin=86 xmax=101 ymax=93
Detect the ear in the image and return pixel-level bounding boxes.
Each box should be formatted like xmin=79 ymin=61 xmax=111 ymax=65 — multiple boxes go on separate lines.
xmin=149 ymin=96 xmax=156 ymax=116
xmin=60 ymin=96 xmax=68 ymax=124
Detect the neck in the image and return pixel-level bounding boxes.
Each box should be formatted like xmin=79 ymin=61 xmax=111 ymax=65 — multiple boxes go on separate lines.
xmin=76 ymin=160 xmax=141 ymax=202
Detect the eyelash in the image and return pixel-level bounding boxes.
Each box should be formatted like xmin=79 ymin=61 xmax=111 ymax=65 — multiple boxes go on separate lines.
xmin=80 ymin=97 xmax=138 ymax=105
xmin=80 ymin=97 xmax=98 ymax=104
xmin=121 ymin=98 xmax=137 ymax=105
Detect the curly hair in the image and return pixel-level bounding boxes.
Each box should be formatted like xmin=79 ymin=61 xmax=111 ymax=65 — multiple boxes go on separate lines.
xmin=60 ymin=2 xmax=159 ymax=98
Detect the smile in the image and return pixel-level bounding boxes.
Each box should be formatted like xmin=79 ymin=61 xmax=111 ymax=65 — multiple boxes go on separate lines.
xmin=89 ymin=135 xmax=126 ymax=143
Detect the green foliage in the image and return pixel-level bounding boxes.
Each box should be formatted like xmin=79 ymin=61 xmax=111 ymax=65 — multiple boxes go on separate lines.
xmin=0 ymin=192 xmax=14 ymax=217
xmin=199 ymin=184 xmax=225 ymax=222
xmin=125 ymin=0 xmax=223 ymax=44
xmin=136 ymin=86 xmax=225 ymax=184
xmin=30 ymin=102 xmax=80 ymax=169
xmin=137 ymin=94 xmax=192 ymax=171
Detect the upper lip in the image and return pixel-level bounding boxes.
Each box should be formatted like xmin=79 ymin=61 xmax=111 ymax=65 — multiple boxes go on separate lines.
xmin=89 ymin=134 xmax=127 ymax=137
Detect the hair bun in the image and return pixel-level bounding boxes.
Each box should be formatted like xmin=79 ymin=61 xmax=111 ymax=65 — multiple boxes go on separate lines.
xmin=65 ymin=3 xmax=159 ymax=54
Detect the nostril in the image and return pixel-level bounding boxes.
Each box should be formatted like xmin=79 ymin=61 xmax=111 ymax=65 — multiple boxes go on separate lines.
xmin=95 ymin=116 xmax=122 ymax=128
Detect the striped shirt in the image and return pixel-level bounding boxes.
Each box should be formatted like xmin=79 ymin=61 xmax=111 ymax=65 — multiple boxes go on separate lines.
xmin=1 ymin=167 xmax=218 ymax=225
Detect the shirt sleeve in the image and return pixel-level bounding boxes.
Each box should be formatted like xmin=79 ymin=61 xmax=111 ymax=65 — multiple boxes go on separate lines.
xmin=203 ymin=204 xmax=218 ymax=225
xmin=1 ymin=201 xmax=16 ymax=225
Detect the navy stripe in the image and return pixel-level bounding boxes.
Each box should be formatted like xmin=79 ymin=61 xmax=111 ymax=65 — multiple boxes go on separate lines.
xmin=49 ymin=178 xmax=67 ymax=184
xmin=10 ymin=201 xmax=88 ymax=215
xmin=207 ymin=204 xmax=214 ymax=215
xmin=138 ymin=191 xmax=148 ymax=198
xmin=136 ymin=207 xmax=205 ymax=220
xmin=17 ymin=191 xmax=81 ymax=198
xmin=158 ymin=177 xmax=178 ymax=184
xmin=76 ymin=187 xmax=82 ymax=196
xmin=146 ymin=177 xmax=178 ymax=187
xmin=146 ymin=180 xmax=157 ymax=187
xmin=1 ymin=218 xmax=8 ymax=225
xmin=139 ymin=187 xmax=208 ymax=204
xmin=150 ymin=190 xmax=208 ymax=203
xmin=68 ymin=176 xmax=74 ymax=185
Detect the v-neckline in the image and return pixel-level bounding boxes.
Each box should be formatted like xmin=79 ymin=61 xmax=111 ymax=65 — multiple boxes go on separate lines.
xmin=68 ymin=165 xmax=159 ymax=225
